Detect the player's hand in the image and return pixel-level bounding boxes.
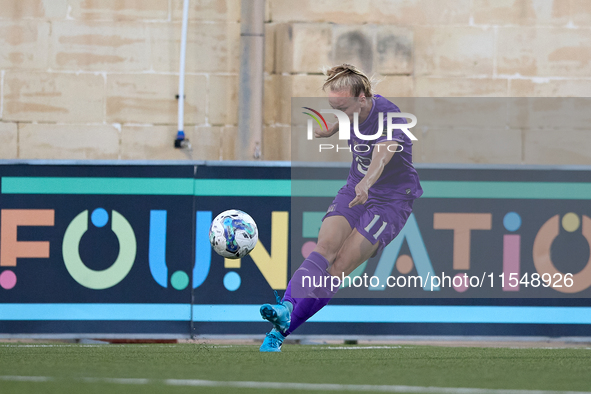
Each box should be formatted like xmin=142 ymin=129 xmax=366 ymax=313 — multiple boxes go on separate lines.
xmin=349 ymin=181 xmax=369 ymax=208
xmin=314 ymin=122 xmax=337 ymax=138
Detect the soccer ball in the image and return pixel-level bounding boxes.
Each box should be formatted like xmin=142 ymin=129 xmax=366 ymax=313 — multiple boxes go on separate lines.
xmin=209 ymin=209 xmax=258 ymax=259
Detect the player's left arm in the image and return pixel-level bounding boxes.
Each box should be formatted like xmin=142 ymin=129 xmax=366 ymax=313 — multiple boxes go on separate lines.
xmin=349 ymin=140 xmax=399 ymax=208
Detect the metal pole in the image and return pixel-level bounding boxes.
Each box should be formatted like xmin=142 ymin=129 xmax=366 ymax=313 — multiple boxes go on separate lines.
xmin=237 ymin=0 xmax=265 ymax=160
xmin=175 ymin=0 xmax=190 ymax=148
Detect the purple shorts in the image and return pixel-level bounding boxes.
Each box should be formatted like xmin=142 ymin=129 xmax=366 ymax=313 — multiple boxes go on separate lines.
xmin=323 ymin=184 xmax=414 ymax=253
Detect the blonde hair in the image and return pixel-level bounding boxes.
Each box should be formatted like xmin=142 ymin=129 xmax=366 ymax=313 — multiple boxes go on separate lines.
xmin=322 ymin=64 xmax=374 ymax=98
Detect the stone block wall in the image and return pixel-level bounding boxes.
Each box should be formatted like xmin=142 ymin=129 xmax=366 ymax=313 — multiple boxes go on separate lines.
xmin=0 ymin=0 xmax=589 ymax=164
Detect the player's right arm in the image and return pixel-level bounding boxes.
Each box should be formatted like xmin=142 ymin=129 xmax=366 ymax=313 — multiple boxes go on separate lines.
xmin=314 ymin=122 xmax=339 ymax=138
xmin=349 ymin=140 xmax=399 ymax=208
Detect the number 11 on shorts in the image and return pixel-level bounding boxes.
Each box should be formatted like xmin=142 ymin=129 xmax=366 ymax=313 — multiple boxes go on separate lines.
xmin=365 ymin=214 xmax=388 ymax=239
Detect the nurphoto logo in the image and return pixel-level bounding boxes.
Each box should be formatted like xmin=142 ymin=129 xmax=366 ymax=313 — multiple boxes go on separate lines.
xmin=302 ymin=107 xmax=418 ymax=141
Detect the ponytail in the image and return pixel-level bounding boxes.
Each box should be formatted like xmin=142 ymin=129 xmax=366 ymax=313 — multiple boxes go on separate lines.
xmin=322 ymin=64 xmax=374 ymax=98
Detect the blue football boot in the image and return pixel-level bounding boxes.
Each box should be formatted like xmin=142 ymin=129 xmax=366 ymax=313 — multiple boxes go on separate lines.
xmin=259 ymin=328 xmax=286 ymax=352
xmin=259 ymin=291 xmax=291 ymax=333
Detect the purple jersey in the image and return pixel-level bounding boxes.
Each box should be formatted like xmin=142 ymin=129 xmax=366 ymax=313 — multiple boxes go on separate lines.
xmin=347 ymin=95 xmax=422 ymax=200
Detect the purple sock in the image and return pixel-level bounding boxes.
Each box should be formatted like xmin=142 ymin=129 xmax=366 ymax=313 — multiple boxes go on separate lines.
xmin=282 ymin=251 xmax=339 ymax=335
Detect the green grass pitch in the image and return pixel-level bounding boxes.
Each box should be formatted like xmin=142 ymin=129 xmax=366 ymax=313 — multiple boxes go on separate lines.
xmin=0 ymin=343 xmax=590 ymax=394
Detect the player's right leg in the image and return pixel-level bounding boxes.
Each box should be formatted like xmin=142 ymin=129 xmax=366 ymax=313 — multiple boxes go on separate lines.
xmin=259 ymin=186 xmax=362 ymax=352
xmin=281 ymin=215 xmax=353 ymax=305
xmin=259 ymin=215 xmax=353 ymax=352
xmin=260 ymin=215 xmax=351 ymax=324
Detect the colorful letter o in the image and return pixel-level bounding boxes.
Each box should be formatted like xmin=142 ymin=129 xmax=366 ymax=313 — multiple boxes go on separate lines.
xmin=63 ymin=210 xmax=136 ymax=290
xmin=532 ymin=215 xmax=591 ymax=293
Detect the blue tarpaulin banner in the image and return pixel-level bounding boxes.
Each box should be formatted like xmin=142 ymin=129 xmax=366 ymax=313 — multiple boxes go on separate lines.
xmin=0 ymin=162 xmax=589 ymax=337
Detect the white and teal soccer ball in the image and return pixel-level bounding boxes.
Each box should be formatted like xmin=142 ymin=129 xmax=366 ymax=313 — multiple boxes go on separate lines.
xmin=209 ymin=209 xmax=258 ymax=259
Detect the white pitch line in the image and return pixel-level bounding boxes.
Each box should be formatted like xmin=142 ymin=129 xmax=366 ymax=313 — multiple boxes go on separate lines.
xmin=1 ymin=376 xmax=590 ymax=394
xmin=0 ymin=344 xmax=106 ymax=348
xmin=81 ymin=377 xmax=151 ymax=385
xmin=164 ymin=379 xmax=591 ymax=394
xmin=317 ymin=346 xmax=403 ymax=350
xmin=2 ymin=344 xmax=588 ymax=350
xmin=0 ymin=344 xmax=181 ymax=348
xmin=0 ymin=376 xmax=53 ymax=382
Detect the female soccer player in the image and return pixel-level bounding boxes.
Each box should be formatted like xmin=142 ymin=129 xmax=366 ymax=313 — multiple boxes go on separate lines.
xmin=259 ymin=64 xmax=423 ymax=352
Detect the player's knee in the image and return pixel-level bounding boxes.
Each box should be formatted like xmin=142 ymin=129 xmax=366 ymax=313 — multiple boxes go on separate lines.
xmin=328 ymin=253 xmax=348 ymax=277
xmin=313 ymin=243 xmax=338 ymax=264
xmin=328 ymin=262 xmax=346 ymax=278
